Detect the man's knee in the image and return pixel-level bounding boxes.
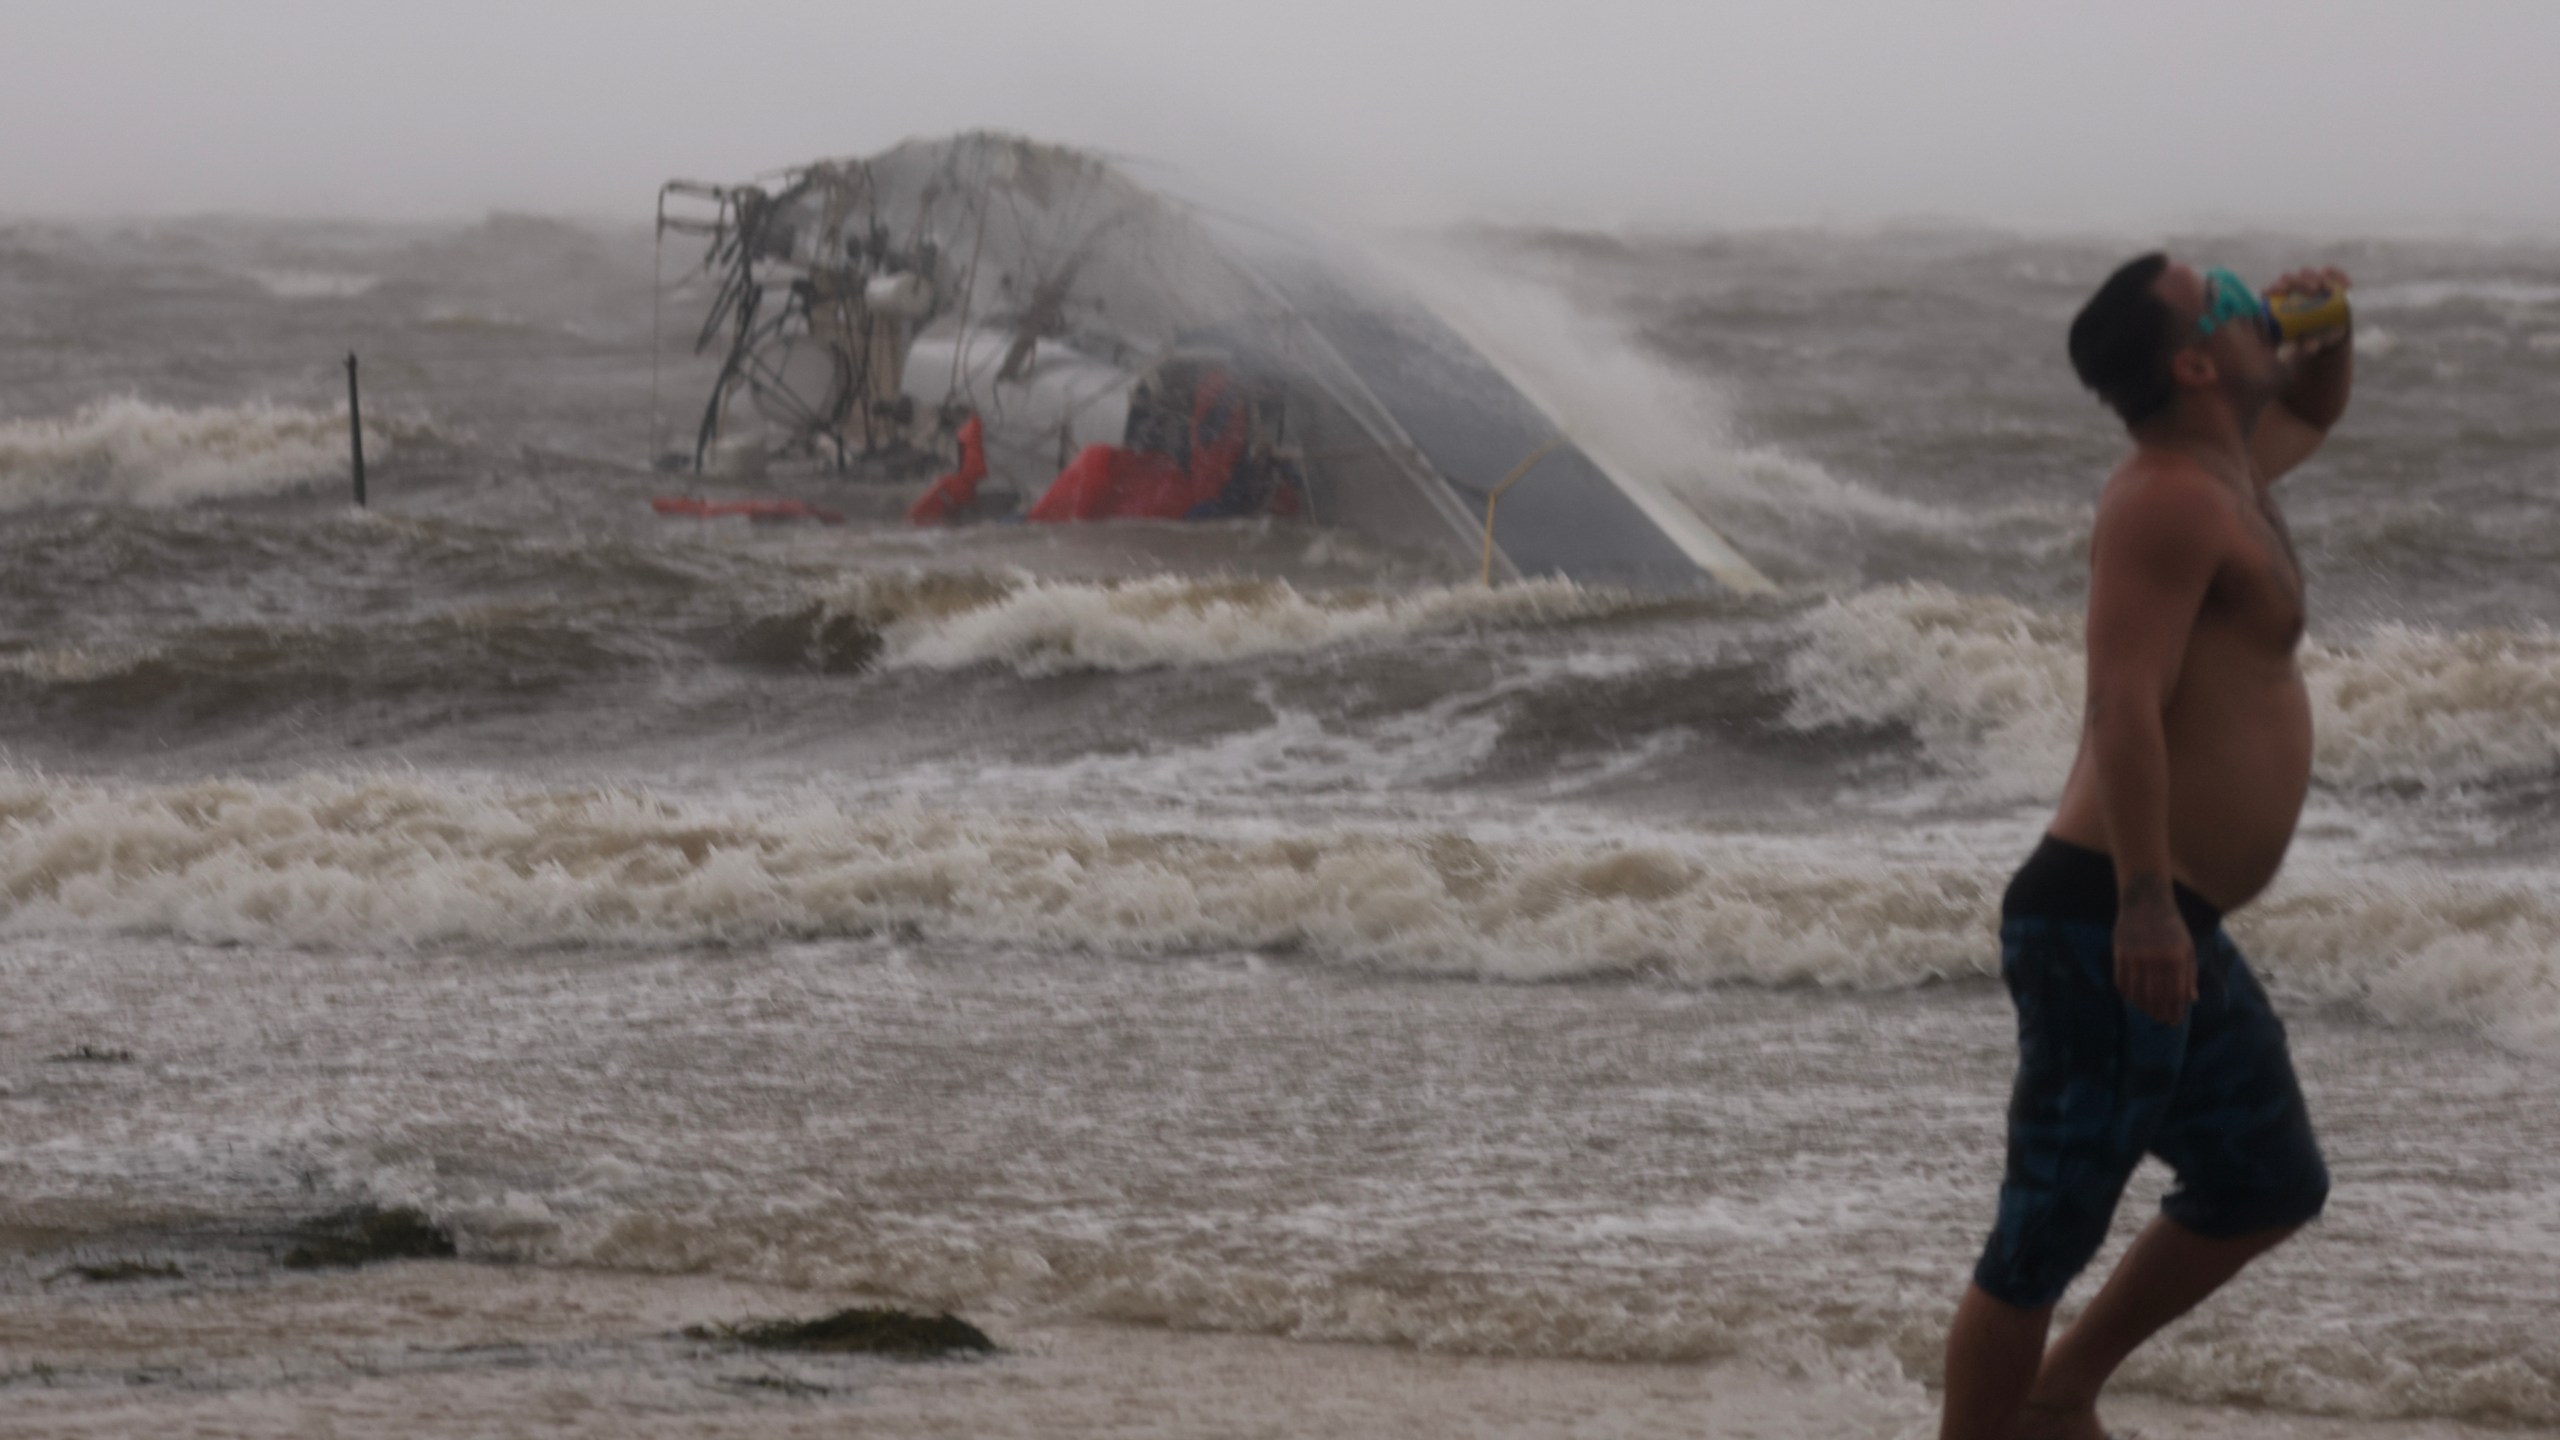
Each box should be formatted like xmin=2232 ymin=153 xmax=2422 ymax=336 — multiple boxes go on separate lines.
xmin=2278 ymin=1158 xmax=2332 ymax=1228
xmin=2162 ymin=1158 xmax=2329 ymax=1240
xmin=1974 ymin=1186 xmax=2116 ymax=1309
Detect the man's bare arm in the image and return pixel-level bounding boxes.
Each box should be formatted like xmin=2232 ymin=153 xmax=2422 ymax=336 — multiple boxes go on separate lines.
xmin=2084 ymin=471 xmax=2225 ymax=1022
xmin=2251 ymin=266 xmax=2355 ymax=485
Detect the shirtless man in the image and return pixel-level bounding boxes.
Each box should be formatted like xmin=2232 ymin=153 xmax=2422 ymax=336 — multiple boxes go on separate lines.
xmin=1938 ymin=253 xmax=2354 ymax=1440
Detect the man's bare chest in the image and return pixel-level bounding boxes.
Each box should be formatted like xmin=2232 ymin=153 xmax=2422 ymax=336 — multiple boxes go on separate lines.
xmin=2215 ymin=489 xmax=2307 ymax=651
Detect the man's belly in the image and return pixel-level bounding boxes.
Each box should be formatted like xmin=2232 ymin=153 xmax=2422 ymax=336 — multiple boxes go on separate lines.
xmin=2162 ymin=675 xmax=2313 ymax=908
xmin=2051 ymin=664 xmax=2313 ymax=912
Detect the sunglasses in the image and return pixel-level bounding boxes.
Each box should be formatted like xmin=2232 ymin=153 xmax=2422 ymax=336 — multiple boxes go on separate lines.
xmin=2195 ymin=266 xmax=2278 ymax=345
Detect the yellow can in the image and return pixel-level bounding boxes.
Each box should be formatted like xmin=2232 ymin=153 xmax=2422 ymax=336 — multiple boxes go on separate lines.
xmin=2268 ymin=288 xmax=2351 ymax=344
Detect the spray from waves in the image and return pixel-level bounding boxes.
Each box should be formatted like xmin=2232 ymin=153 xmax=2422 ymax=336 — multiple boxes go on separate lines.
xmin=801 ymin=571 xmax=1650 ymax=676
xmin=1782 ymin=582 xmax=2560 ymax=799
xmin=0 ymin=397 xmax=412 ymax=509
xmin=1374 ymin=240 xmax=1961 ymax=538
xmin=7 ymin=766 xmax=2558 ymax=1045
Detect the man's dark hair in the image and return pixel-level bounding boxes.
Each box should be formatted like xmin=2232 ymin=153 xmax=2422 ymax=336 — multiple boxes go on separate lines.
xmin=2068 ymin=252 xmax=2181 ymax=426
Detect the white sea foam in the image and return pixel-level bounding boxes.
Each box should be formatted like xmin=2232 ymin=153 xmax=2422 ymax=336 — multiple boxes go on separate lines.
xmin=245 ymin=268 xmax=379 ymax=300
xmin=818 ymin=571 xmax=1636 ymax=675
xmin=1783 ymin=582 xmax=2560 ymax=798
xmin=5 ymin=767 xmax=2556 ymax=1046
xmin=0 ymin=397 xmax=400 ymax=509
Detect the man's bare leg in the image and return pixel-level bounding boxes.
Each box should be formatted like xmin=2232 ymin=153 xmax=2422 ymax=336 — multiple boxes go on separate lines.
xmin=2011 ymin=1215 xmax=2302 ymax=1439
xmin=1937 ymin=1284 xmax=2054 ymax=1440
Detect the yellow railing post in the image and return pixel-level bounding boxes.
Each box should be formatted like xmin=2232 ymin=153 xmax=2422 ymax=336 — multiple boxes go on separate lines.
xmin=1480 ymin=435 xmax=1568 ymax=585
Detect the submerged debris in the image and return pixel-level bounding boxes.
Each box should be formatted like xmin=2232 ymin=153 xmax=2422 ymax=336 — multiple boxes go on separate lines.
xmin=279 ymin=1206 xmax=456 ymax=1269
xmin=46 ymin=1259 xmax=183 ymax=1284
xmin=686 ymin=1306 xmax=995 ymax=1358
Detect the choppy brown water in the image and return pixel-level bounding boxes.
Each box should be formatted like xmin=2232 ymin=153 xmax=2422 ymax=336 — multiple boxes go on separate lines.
xmin=3 ymin=215 xmax=2557 ymax=1434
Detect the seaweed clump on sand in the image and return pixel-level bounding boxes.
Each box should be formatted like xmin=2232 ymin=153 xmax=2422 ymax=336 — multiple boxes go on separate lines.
xmin=686 ymin=1307 xmax=995 ymax=1358
xmin=280 ymin=1206 xmax=457 ymax=1269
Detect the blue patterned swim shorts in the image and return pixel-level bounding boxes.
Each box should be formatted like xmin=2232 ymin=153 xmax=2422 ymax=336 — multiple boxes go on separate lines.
xmin=1973 ymin=836 xmax=2330 ymax=1309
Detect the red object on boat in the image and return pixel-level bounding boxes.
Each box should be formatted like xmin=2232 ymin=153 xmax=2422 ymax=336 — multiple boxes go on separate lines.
xmin=1024 ymin=368 xmax=1248 ymax=524
xmin=906 ymin=414 xmax=988 ymax=525
xmin=1026 ymin=444 xmax=1196 ymax=523
xmin=650 ymin=497 xmax=845 ymax=524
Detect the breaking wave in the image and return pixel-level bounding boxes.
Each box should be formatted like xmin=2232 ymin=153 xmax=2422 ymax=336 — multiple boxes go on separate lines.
xmin=4 ymin=768 xmax=2555 ymax=1046
xmin=1782 ymin=584 xmax=2082 ymax=801
xmin=0 ymin=397 xmax=406 ymax=509
xmin=2308 ymin=622 xmax=2560 ymax=788
xmin=0 ymin=768 xmax=1991 ymax=985
xmin=804 ymin=572 xmax=1651 ymax=676
xmin=1782 ymin=582 xmax=2560 ymax=798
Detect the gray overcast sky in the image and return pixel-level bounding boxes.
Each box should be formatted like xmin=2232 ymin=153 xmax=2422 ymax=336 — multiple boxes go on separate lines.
xmin=3 ymin=0 xmax=2555 ymax=231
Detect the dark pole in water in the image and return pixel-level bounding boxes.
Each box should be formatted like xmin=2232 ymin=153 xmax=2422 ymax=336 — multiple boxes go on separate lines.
xmin=345 ymin=352 xmax=367 ymax=507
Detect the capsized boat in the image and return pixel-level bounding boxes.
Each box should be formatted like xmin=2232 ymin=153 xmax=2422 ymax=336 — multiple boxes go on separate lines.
xmin=654 ymin=132 xmax=1769 ymax=593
